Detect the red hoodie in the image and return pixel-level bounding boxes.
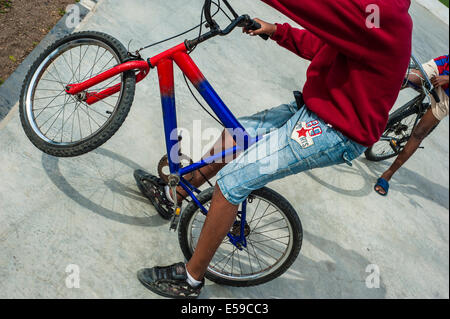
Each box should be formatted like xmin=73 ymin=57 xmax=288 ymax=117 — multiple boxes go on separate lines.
xmin=262 ymin=0 xmax=413 ymax=147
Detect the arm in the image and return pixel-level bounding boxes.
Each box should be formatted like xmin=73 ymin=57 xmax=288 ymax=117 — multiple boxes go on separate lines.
xmin=272 ymin=23 xmax=325 ymax=61
xmin=244 ymin=19 xmax=325 ymax=61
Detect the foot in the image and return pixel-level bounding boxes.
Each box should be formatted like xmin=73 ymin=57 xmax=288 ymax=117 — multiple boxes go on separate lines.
xmin=134 ymin=169 xmax=175 ymax=220
xmin=374 ymin=173 xmax=391 ymax=196
xmin=137 ymin=263 xmax=204 ymax=299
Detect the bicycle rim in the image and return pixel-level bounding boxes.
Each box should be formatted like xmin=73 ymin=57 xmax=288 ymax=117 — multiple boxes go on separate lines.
xmin=24 ymin=38 xmax=124 ymax=146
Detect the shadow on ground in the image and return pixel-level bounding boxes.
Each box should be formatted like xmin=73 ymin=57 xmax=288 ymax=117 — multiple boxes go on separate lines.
xmin=203 ymin=230 xmax=387 ymax=299
xmin=305 ymin=158 xmax=449 ymax=210
xmin=42 ymin=148 xmax=167 ymax=227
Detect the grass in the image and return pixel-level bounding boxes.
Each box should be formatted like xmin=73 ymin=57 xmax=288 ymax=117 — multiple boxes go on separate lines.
xmin=0 ymin=78 xmax=4 ymax=86
xmin=0 ymin=0 xmax=12 ymax=13
xmin=440 ymin=0 xmax=449 ymax=8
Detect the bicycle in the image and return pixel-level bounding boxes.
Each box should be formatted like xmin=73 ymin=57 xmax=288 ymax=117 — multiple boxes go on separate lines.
xmin=19 ymin=0 xmax=302 ymax=287
xmin=365 ymin=54 xmax=441 ymax=162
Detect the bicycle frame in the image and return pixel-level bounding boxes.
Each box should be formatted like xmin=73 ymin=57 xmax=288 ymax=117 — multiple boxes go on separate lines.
xmin=66 ymin=41 xmax=258 ymax=247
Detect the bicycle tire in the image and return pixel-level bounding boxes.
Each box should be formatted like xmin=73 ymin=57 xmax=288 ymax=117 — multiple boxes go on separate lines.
xmin=178 ymin=187 xmax=303 ymax=287
xmin=19 ymin=31 xmax=136 ymax=157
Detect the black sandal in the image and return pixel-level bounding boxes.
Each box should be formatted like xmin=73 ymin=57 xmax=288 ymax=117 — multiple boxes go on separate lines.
xmin=134 ymin=169 xmax=175 ymax=220
xmin=137 ymin=262 xmax=204 ymax=299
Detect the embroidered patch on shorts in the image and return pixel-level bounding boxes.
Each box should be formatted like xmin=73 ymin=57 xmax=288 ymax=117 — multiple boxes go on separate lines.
xmin=291 ymin=120 xmax=323 ymax=149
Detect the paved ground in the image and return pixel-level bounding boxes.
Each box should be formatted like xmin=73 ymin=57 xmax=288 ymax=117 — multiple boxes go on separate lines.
xmin=0 ymin=0 xmax=448 ymax=299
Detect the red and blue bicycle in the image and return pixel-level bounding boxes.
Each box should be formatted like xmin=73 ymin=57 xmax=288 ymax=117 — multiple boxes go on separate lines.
xmin=19 ymin=0 xmax=302 ymax=286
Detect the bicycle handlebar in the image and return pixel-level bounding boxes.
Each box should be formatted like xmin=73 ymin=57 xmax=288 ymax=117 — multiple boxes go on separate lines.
xmin=203 ymin=0 xmax=269 ymax=40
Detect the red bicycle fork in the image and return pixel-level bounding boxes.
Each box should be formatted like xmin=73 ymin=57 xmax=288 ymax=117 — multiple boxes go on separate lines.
xmin=64 ymin=43 xmax=205 ymax=105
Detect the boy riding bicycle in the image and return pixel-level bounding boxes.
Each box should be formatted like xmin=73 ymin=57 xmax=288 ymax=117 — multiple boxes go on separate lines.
xmin=374 ymin=54 xmax=449 ymax=196
xmin=136 ymin=0 xmax=413 ymax=298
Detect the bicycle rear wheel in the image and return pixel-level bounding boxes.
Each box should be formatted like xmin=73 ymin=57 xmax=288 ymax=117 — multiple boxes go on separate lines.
xmin=20 ymin=31 xmax=136 ymax=157
xmin=178 ymin=187 xmax=303 ymax=287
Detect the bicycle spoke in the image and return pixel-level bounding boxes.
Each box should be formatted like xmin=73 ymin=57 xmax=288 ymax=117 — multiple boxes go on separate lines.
xmin=39 ymin=77 xmax=67 ymax=86
xmin=33 ymin=101 xmax=76 ymax=112
xmin=247 ymin=239 xmax=280 ymax=262
xmin=42 ymin=105 xmax=66 ymax=136
xmin=78 ymin=102 xmax=102 ymax=130
xmin=248 ymin=240 xmax=266 ymax=270
xmin=79 ymin=46 xmax=102 ymax=82
xmin=248 ymin=209 xmax=279 ymax=227
xmin=67 ymin=49 xmax=77 ymax=82
xmin=248 ymin=198 xmax=262 ymax=225
xmin=212 ymin=247 xmax=236 ymax=270
xmin=34 ymin=94 xmax=67 ymax=101
xmin=34 ymin=90 xmax=67 ymax=120
xmin=81 ymin=102 xmax=110 ymax=119
xmin=249 ymin=234 xmax=290 ymax=246
xmin=250 ymin=203 xmax=272 ymax=232
xmin=248 ymin=238 xmax=286 ymax=255
xmin=252 ymin=225 xmax=289 ymax=234
xmin=77 ymin=102 xmax=83 ymax=140
xmin=70 ymin=102 xmax=80 ymax=143
xmin=252 ymin=217 xmax=287 ymax=232
xmin=51 ymin=60 xmax=67 ymax=86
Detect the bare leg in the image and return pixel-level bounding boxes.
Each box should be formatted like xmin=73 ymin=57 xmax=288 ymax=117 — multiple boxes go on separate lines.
xmin=185 ymin=183 xmax=239 ymax=280
xmin=176 ymin=131 xmax=242 ymax=279
xmin=171 ymin=130 xmax=239 ymax=202
xmin=376 ymin=109 xmax=440 ymax=194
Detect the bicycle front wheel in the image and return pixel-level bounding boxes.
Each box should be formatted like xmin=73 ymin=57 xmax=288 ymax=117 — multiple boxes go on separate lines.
xmin=178 ymin=187 xmax=303 ymax=287
xmin=19 ymin=31 xmax=136 ymax=157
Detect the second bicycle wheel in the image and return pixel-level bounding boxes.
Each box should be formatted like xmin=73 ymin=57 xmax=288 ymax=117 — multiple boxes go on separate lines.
xmin=365 ymin=102 xmax=422 ymax=162
xmin=178 ymin=187 xmax=303 ymax=287
xmin=20 ymin=31 xmax=136 ymax=157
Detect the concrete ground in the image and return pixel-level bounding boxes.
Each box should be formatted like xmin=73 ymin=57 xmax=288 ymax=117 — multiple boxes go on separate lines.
xmin=0 ymin=0 xmax=448 ymax=299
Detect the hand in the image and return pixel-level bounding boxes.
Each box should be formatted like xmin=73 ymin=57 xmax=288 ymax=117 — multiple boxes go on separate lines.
xmin=431 ymin=75 xmax=449 ymax=88
xmin=243 ymin=18 xmax=277 ymax=37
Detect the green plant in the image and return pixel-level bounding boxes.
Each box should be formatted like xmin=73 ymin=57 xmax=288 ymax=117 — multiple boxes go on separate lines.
xmin=8 ymin=55 xmax=17 ymax=63
xmin=439 ymin=0 xmax=449 ymax=8
xmin=0 ymin=0 xmax=12 ymax=13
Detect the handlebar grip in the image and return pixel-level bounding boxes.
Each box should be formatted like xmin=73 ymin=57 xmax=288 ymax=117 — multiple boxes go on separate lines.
xmin=247 ymin=20 xmax=269 ymax=41
xmin=430 ymin=88 xmax=441 ymax=104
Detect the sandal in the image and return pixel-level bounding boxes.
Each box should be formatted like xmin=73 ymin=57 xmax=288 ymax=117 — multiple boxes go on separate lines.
xmin=374 ymin=177 xmax=390 ymax=197
xmin=134 ymin=169 xmax=175 ymax=220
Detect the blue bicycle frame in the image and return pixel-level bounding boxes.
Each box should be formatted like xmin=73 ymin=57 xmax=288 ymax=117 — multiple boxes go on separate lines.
xmin=154 ymin=43 xmax=259 ymax=249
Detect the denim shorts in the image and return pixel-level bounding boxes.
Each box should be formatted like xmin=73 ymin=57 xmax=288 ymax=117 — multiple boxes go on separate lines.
xmin=216 ymin=101 xmax=367 ymax=205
